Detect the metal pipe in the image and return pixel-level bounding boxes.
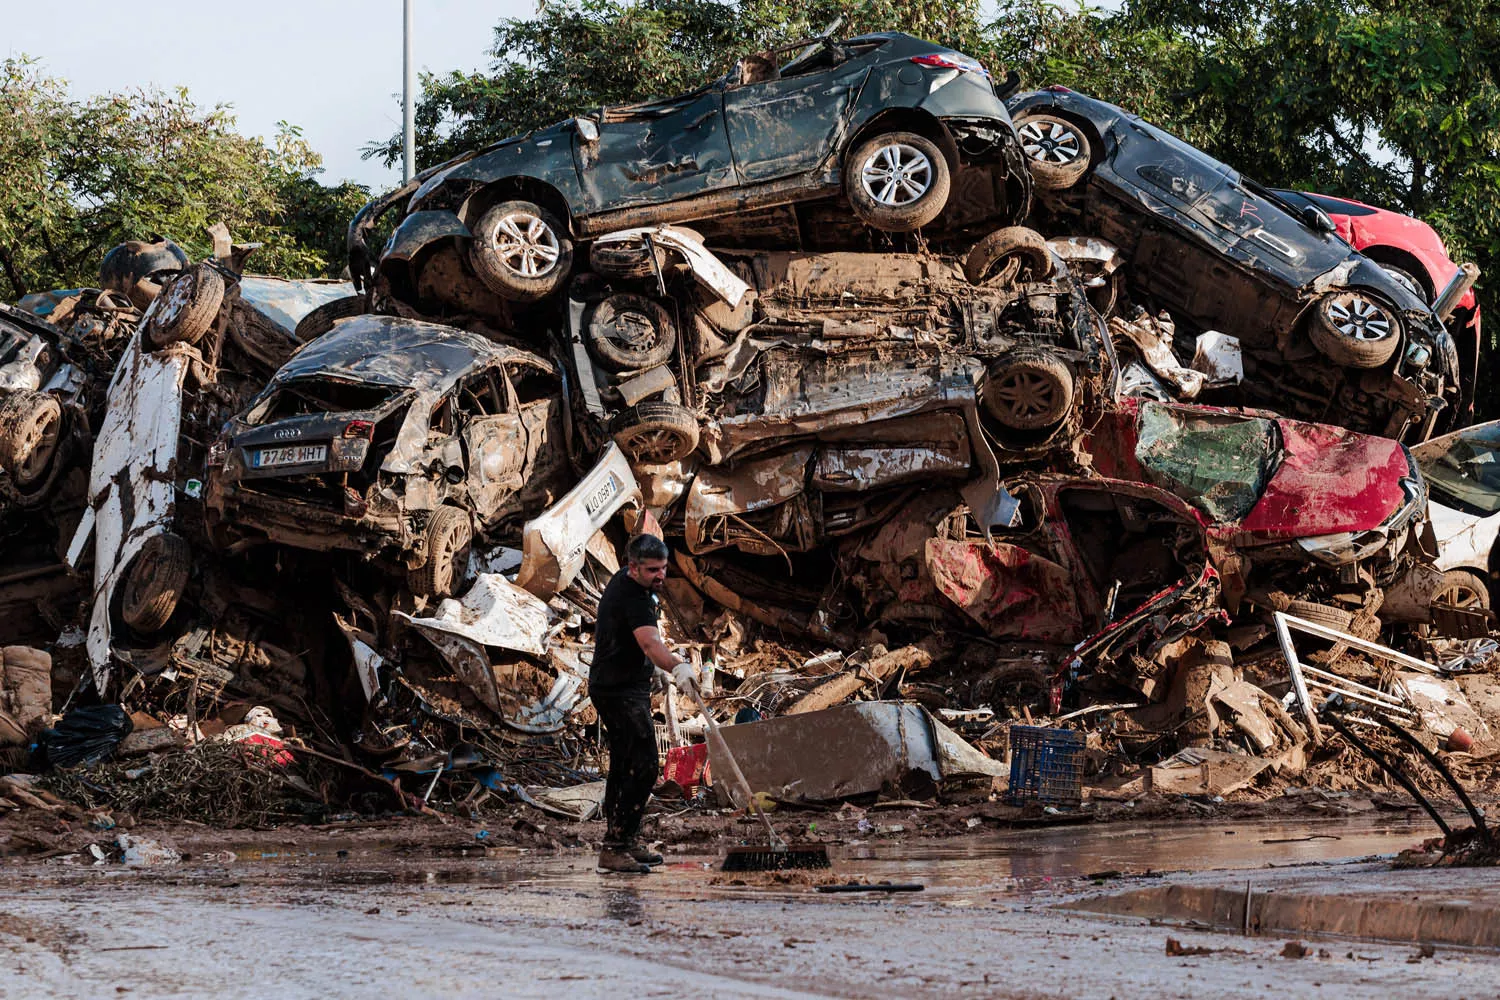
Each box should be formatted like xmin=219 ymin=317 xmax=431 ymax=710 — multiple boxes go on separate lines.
xmin=403 ymin=0 xmax=416 ymax=183
xmin=1433 ymin=262 xmax=1480 ymax=323
xmin=1369 ymin=714 xmax=1491 ymax=845
xmin=1322 ymin=705 xmax=1451 ymax=838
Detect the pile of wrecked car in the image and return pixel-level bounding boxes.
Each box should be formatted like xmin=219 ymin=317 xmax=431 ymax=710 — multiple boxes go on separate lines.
xmin=1 ymin=29 xmax=1497 ymax=846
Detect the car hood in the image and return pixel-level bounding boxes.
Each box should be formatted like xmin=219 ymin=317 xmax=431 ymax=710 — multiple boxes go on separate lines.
xmin=1241 ymin=419 xmax=1416 ymax=537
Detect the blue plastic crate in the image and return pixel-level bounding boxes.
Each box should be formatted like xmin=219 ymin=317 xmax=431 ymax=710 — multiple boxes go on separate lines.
xmin=1007 ymin=725 xmax=1085 ymax=806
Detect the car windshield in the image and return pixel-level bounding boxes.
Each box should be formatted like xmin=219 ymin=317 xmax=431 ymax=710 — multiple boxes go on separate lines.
xmin=251 ymin=378 xmax=403 ymax=424
xmin=1133 ymin=402 xmax=1282 ymax=523
xmin=1415 ymin=424 xmax=1500 ymax=515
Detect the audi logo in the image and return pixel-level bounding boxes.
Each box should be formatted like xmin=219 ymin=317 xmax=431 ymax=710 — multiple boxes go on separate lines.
xmin=272 ymin=429 xmax=299 ymax=441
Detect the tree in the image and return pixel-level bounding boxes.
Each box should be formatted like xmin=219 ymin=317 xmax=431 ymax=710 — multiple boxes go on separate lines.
xmin=0 ymin=58 xmax=367 ymax=301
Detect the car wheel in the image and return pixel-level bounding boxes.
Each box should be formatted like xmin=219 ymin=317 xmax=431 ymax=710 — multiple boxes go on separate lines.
xmin=1014 ymin=114 xmax=1092 ymax=191
xmin=146 ymin=264 xmax=225 ymax=349
xmin=964 ymin=226 xmax=1055 ymax=285
xmin=409 ymin=505 xmax=474 ymax=599
xmin=586 ymin=293 xmax=677 ymax=372
xmin=845 ymin=132 xmax=951 ymax=232
xmin=1282 ymin=599 xmax=1354 ymax=632
xmin=1309 ymin=289 xmax=1400 ymax=368
xmin=590 ymin=237 xmax=666 ymax=280
xmin=611 ymin=401 xmax=700 ymax=464
xmin=982 ymin=350 xmax=1076 ymax=430
xmin=1379 ymin=264 xmax=1430 ymax=303
xmin=982 ymin=662 xmax=1051 ymax=716
xmin=1433 ymin=569 xmax=1490 ymax=612
xmin=0 ymin=391 xmax=63 ymax=490
xmin=469 ymin=199 xmax=574 ymax=302
xmin=121 ymin=532 xmax=192 ymax=633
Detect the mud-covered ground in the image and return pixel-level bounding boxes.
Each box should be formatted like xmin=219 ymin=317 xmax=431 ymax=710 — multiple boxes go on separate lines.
xmin=4 ymin=805 xmax=1500 ymax=999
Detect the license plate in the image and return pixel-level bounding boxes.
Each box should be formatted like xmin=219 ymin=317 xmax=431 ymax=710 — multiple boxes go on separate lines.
xmin=583 ymin=473 xmax=621 ymax=517
xmin=252 ymin=444 xmax=327 ymax=469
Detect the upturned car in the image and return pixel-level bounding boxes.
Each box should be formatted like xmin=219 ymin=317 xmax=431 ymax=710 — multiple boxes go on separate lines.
xmin=1004 ymin=86 xmax=1463 ymax=442
xmin=205 ymin=316 xmax=569 ymax=598
xmin=349 ymin=31 xmax=1033 ymax=314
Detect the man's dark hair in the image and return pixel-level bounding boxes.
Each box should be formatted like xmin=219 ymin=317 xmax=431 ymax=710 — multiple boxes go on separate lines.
xmin=627 ymin=534 xmax=670 ymax=564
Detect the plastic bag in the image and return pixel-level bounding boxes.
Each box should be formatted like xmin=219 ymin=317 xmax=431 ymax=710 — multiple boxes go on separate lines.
xmin=34 ymin=705 xmax=133 ymax=770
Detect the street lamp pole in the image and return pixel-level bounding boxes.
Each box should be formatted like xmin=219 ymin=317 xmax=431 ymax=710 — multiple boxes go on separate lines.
xmin=403 ymin=0 xmax=416 ymax=183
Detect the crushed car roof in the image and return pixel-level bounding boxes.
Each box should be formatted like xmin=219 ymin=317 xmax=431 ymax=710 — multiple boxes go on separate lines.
xmin=271 ymin=315 xmax=541 ymax=391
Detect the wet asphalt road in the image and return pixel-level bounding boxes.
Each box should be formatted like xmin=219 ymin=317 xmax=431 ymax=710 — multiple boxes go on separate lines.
xmin=4 ymin=816 xmax=1500 ymax=999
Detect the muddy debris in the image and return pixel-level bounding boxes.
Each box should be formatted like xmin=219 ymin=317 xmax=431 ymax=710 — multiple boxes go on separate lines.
xmin=3 ymin=34 xmax=1499 ymax=867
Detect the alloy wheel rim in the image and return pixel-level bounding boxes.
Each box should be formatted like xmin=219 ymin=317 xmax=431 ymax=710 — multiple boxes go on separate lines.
xmin=494 ymin=212 xmax=561 ymax=278
xmin=1019 ymin=121 xmax=1083 ymax=165
xmin=16 ymin=407 xmax=60 ymax=483
xmin=1437 ymin=582 xmax=1483 ymax=609
xmin=991 ymin=371 xmax=1060 ymax=421
xmin=626 ymin=427 xmax=687 ymax=463
xmin=1325 ymin=293 xmax=1394 ymax=342
xmin=860 ymin=144 xmax=933 ymax=206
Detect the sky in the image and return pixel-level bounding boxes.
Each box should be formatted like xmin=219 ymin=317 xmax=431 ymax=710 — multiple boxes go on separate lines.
xmin=5 ymin=0 xmax=537 ymax=193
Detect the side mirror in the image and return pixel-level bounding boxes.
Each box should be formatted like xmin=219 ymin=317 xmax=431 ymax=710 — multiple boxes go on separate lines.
xmin=576 ymin=117 xmax=599 ymax=143
xmin=1301 ymin=205 xmax=1335 ymax=234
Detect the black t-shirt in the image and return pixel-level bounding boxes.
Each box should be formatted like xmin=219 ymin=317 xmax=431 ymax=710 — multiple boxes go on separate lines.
xmin=589 ymin=568 xmax=660 ymax=696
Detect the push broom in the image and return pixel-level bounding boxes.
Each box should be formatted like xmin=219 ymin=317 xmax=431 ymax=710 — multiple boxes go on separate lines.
xmin=678 ymin=675 xmax=830 ymax=871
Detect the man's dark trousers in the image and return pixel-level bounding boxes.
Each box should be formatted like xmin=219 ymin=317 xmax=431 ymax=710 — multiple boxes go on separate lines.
xmin=593 ymin=692 xmax=658 ymax=848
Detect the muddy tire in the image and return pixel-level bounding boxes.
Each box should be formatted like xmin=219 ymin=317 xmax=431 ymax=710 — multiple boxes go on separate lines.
xmin=611 ymin=401 xmax=700 ymax=464
xmin=982 ymin=350 xmax=1075 ymax=430
xmin=586 ymin=294 xmax=677 ymax=372
xmin=982 ymin=662 xmax=1051 ymax=715
xmin=845 ymin=131 xmax=951 ymax=232
xmin=120 ymin=532 xmax=192 ymax=633
xmin=146 ymin=264 xmax=224 ymax=349
xmin=589 ymin=238 xmax=666 ymax=280
xmin=1014 ymin=114 xmax=1092 ymax=191
xmin=409 ymin=505 xmax=474 ymax=599
xmin=293 ymin=295 xmax=366 ymax=342
xmin=1433 ymin=569 xmax=1490 ymax=612
xmin=1309 ymin=289 xmax=1400 ymax=368
xmin=1283 ymin=600 xmax=1354 ymax=632
xmin=469 ymin=200 xmax=573 ymax=303
xmin=0 ymin=391 xmax=63 ymax=490
xmin=964 ymin=226 xmax=1055 ymax=285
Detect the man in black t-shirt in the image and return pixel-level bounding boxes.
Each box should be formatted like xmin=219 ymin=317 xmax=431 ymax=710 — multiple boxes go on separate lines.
xmin=591 ymin=533 xmax=695 ymax=874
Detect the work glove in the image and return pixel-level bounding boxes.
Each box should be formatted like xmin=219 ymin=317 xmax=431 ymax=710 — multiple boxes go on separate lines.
xmin=671 ymin=661 xmax=698 ymax=693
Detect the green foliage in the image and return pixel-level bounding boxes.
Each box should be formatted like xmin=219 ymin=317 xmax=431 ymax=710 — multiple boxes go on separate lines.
xmin=0 ymin=59 xmax=368 ymax=300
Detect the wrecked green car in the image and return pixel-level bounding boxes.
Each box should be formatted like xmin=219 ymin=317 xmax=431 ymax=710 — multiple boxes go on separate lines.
xmin=349 ymin=31 xmax=1032 ymax=314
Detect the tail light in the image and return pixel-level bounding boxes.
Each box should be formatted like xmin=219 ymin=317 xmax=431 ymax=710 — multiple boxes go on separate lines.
xmin=910 ymin=52 xmax=989 ymax=77
xmin=343 ymin=420 xmax=374 ymax=439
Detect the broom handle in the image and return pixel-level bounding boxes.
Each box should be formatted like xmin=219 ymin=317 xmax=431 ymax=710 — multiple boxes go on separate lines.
xmin=681 ymin=678 xmax=785 ymax=850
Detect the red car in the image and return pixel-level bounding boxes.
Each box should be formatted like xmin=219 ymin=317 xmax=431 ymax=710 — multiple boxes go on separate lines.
xmin=851 ymin=399 xmax=1431 ymax=654
xmin=1275 ymin=189 xmax=1481 ymax=418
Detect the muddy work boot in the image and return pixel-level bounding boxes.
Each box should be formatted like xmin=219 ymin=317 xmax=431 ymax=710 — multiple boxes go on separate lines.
xmin=628 ymin=843 xmax=664 ymax=867
xmin=597 ymin=846 xmax=650 ymax=874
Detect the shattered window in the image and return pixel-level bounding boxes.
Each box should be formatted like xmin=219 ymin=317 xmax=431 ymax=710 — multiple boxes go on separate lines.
xmin=253 ymin=379 xmax=401 ymax=423
xmin=1416 ymin=426 xmax=1500 ymax=515
xmin=1133 ymin=402 xmax=1281 ymax=523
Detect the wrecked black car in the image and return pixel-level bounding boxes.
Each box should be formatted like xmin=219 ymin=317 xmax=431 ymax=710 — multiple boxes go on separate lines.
xmin=1005 ymin=86 xmax=1462 ymax=443
xmin=350 ymin=31 xmax=1032 ymax=313
xmin=206 ymin=316 xmax=569 ymax=597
